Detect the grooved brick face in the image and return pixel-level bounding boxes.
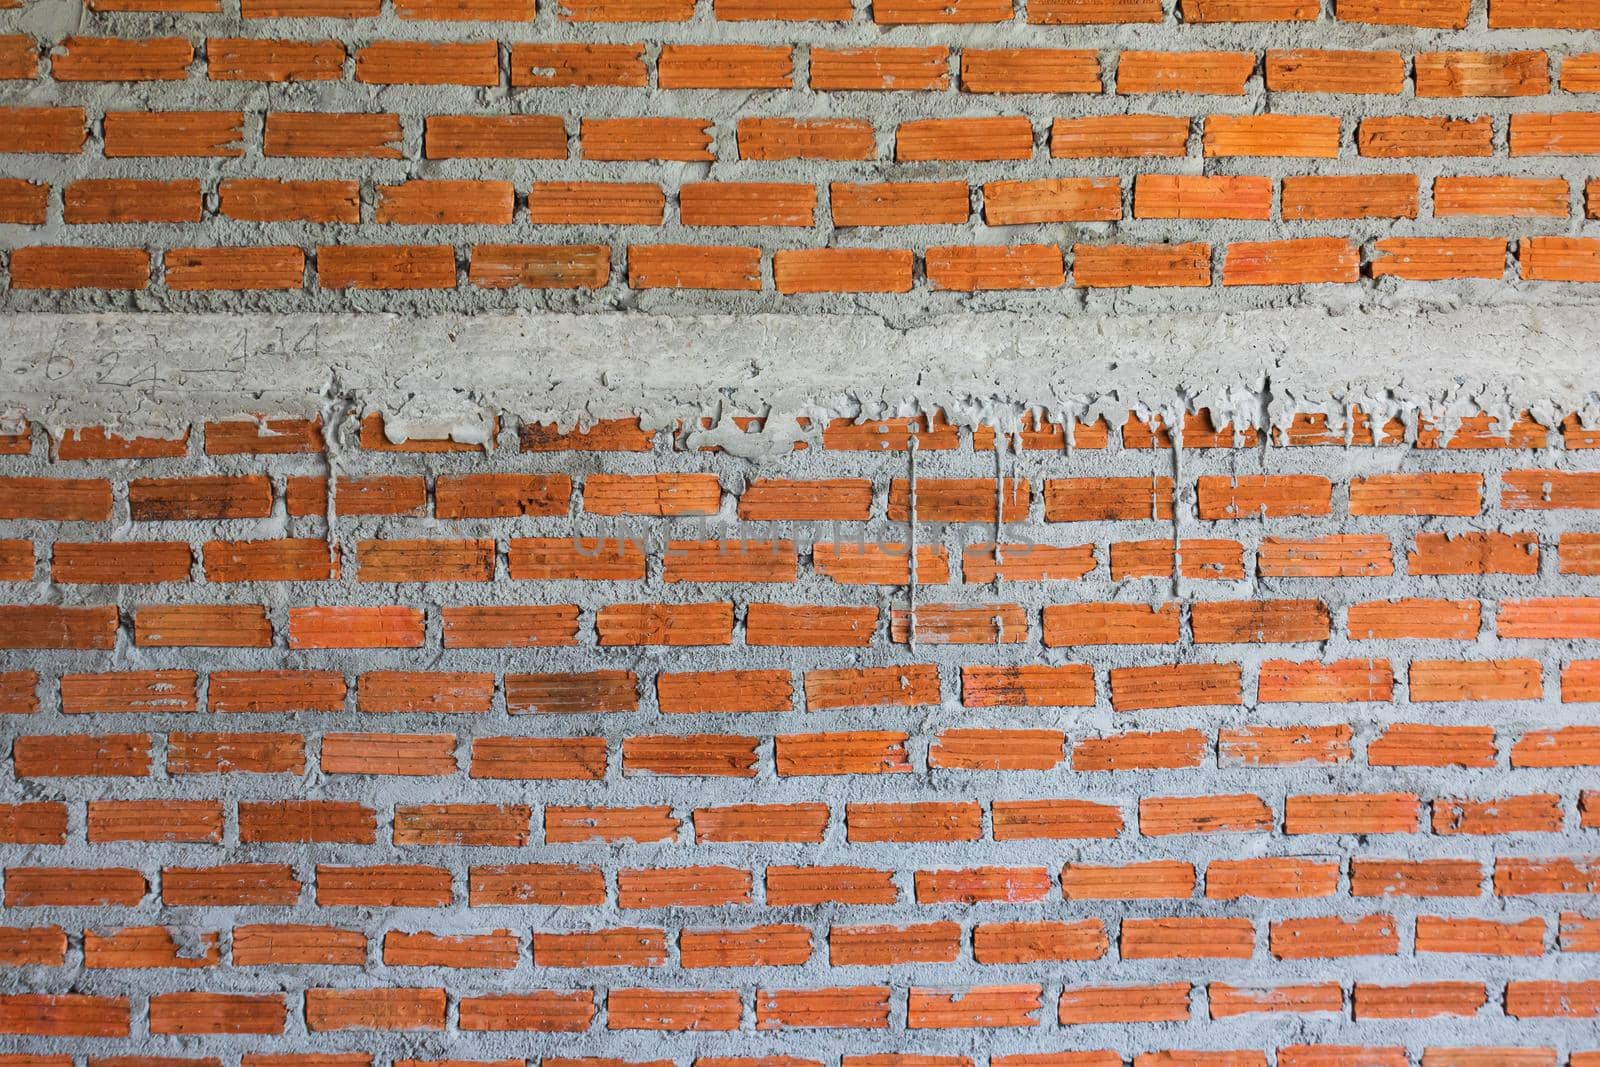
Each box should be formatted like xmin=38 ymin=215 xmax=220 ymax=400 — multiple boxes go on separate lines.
xmin=0 ymin=406 xmax=1597 ymax=1059
xmin=3 ymin=5 xmax=1600 ymax=306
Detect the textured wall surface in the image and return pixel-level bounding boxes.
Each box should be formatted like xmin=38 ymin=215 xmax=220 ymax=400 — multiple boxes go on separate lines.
xmin=0 ymin=406 xmax=1599 ymax=1065
xmin=1 ymin=0 xmax=1599 ymax=314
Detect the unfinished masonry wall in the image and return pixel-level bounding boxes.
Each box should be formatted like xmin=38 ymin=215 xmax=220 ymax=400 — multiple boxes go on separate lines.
xmin=0 ymin=401 xmax=1598 ymax=1066
xmin=1 ymin=0 xmax=1599 ymax=315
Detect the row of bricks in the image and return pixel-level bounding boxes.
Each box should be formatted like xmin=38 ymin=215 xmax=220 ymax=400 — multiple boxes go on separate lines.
xmin=5 ymin=718 xmax=1599 ymax=772
xmin=0 ymin=1053 xmax=1595 ymax=1067
xmin=7 ymin=176 xmax=1599 ymax=229
xmin=13 ymin=471 xmax=1600 ymax=522
xmin=48 ymin=0 xmax=1600 ymax=30
xmin=1 ymin=532 xmax=1585 ymax=583
xmin=5 ymin=914 xmax=1600 ymax=968
xmin=6 ymin=109 xmax=1600 ymax=161
xmin=1 ymin=855 xmax=1597 ymax=904
xmin=9 ymin=598 xmax=1600 ymax=651
xmin=3 ymin=792 xmax=1597 ymax=840
xmin=8 ymin=237 xmax=1600 ymax=292
xmin=0 ymin=981 xmax=1598 ymax=1037
xmin=0 ymin=410 xmax=1588 ymax=456
xmin=11 ymin=40 xmax=1600 ymax=97
xmin=6 ymin=725 xmax=1600 ymax=785
xmin=10 ymin=594 xmax=1600 ymax=647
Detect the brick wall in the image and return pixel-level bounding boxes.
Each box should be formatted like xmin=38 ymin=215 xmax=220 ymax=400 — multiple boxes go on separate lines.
xmin=0 ymin=406 xmax=1598 ymax=1063
xmin=1 ymin=0 xmax=1599 ymax=306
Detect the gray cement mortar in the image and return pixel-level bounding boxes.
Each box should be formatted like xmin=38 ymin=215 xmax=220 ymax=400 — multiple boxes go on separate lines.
xmin=2 ymin=306 xmax=1600 ymax=1061
xmin=1 ymin=0 xmax=1598 ymax=318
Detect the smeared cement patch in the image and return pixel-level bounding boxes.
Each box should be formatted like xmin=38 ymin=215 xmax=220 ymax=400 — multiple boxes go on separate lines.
xmin=3 ymin=305 xmax=1596 ymax=448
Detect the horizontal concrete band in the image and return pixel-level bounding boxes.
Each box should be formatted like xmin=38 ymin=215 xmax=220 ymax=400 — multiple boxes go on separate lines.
xmin=4 ymin=305 xmax=1596 ymax=445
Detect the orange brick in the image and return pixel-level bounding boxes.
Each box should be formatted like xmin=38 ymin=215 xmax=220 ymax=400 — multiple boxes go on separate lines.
xmin=1371 ymin=237 xmax=1508 ymax=280
xmin=876 ymin=0 xmax=1011 ymax=19
xmin=376 ymin=180 xmax=514 ymax=225
xmin=1053 ymin=115 xmax=1189 ymax=158
xmin=63 ymin=178 xmax=202 ymax=224
xmin=1436 ymin=176 xmax=1568 ymax=217
xmin=12 ymin=734 xmax=146 ymax=778
xmin=319 ymin=245 xmax=456 ymax=290
xmin=738 ymin=117 xmax=876 ymax=160
xmin=833 ymin=922 xmax=962 ymax=966
xmin=52 ymin=541 xmax=192 ymax=584
xmin=1205 ymin=115 xmax=1339 ymax=157
xmin=0 ymin=107 xmax=86 ymax=154
xmin=61 ymin=670 xmax=198 ymax=714
xmin=1183 ymin=0 xmax=1316 ymax=17
xmin=746 ymin=604 xmax=878 ymax=647
xmin=832 ymin=182 xmax=969 ymax=226
xmin=320 ymin=735 xmax=457 ymax=777
xmin=52 ymin=36 xmax=193 ymax=81
xmin=1059 ymin=983 xmax=1189 ymax=1024
xmin=926 ymin=245 xmax=1065 ymax=291
xmin=357 ymin=538 xmax=493 ymax=583
xmin=0 ymin=994 xmax=129 ymax=1037
xmin=290 ymin=606 xmax=424 ymax=649
xmin=1272 ymin=914 xmax=1400 ymax=958
xmin=0 ymin=605 xmax=118 ymax=650
xmin=774 ymin=248 xmax=914 ymax=293
xmin=1258 ymin=534 xmax=1392 ymax=578
xmin=1118 ymin=51 xmax=1255 ymax=95
xmin=1410 ymin=659 xmax=1542 ymax=701
xmin=470 ymin=245 xmax=610 ymax=290
xmin=267 ymin=111 xmax=403 ymax=158
xmin=1141 ymin=794 xmax=1272 ymax=836
xmin=583 ymin=118 xmax=713 ymax=161
xmin=166 ymin=246 xmax=305 ymax=291
xmin=1283 ymin=174 xmax=1418 ymax=219
xmin=659 ymin=669 xmax=793 ymax=713
xmin=1285 ymin=792 xmax=1420 ymax=834
xmin=1265 ymin=49 xmax=1405 ymax=93
xmin=1111 ymin=662 xmax=1242 ymax=711
xmin=240 ymin=801 xmax=375 ymax=844
xmin=1075 ymin=729 xmax=1207 ymax=771
xmin=458 ymin=990 xmax=596 ymax=1032
xmin=305 ymin=987 xmax=445 ymax=1031
xmin=510 ymin=43 xmax=646 ymax=86
xmin=1123 ymin=917 xmax=1254 ymax=958
xmin=1073 ymin=243 xmax=1210 ymax=287
xmin=1415 ymin=51 xmax=1549 ymax=97
xmin=628 ymin=245 xmax=760 ymax=290
xmin=983 ymin=177 xmax=1121 ymax=224
xmin=1522 ymin=236 xmax=1600 ymax=281
xmin=811 ymin=46 xmax=949 ymax=90
xmin=471 ymin=737 xmax=605 ymax=779
xmin=355 ymin=40 xmax=497 ymax=85
xmin=1207 ymin=857 xmax=1340 ymax=899
xmin=1192 ymin=600 xmax=1329 ymax=643
xmin=1224 ymin=237 xmax=1359 ymax=285
xmin=1355 ymin=983 xmax=1487 ymax=1020
xmin=1220 ymin=724 xmax=1353 ymax=766
xmin=1511 ymin=112 xmax=1600 ymax=155
xmin=596 ymin=602 xmax=734 ymax=645
xmin=1338 ymin=0 xmax=1467 ymax=25
xmin=698 ymin=804 xmax=827 ymax=843
xmin=8 ymin=247 xmax=150 ymax=290
xmin=1031 ymin=0 xmax=1163 ymax=18
xmin=681 ymin=182 xmax=815 ymax=227
xmin=659 ymin=44 xmax=792 ymax=88
xmin=897 ymin=118 xmax=1033 ymax=161
xmin=1349 ymin=598 xmax=1481 ymax=640
xmin=716 ymin=0 xmax=853 ymax=16
xmin=1360 ymin=115 xmax=1493 ymax=157
xmin=1044 ymin=602 xmax=1179 ymax=646
xmin=104 ymin=110 xmax=243 ymax=157
xmin=219 ymin=178 xmax=360 ymax=223
xmin=962 ymin=48 xmax=1100 ymax=93
xmin=1135 ymin=175 xmax=1270 ymax=220
xmin=208 ymin=37 xmax=344 ymax=80
xmin=1259 ymin=659 xmax=1394 ymax=702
